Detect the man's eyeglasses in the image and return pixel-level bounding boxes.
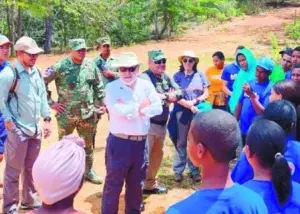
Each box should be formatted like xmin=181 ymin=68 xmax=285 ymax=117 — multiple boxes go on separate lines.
xmin=154 ymin=58 xmax=167 ymax=65
xmin=183 ymin=58 xmax=195 ymax=64
xmin=23 ymin=52 xmax=39 ymax=58
xmin=119 ymin=66 xmax=138 ymax=73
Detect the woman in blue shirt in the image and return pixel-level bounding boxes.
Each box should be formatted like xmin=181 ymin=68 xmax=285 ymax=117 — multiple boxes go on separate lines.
xmin=242 ymin=119 xmax=300 ymax=213
xmin=168 ymin=50 xmax=210 ymax=183
xmin=232 ymin=100 xmax=300 ymax=184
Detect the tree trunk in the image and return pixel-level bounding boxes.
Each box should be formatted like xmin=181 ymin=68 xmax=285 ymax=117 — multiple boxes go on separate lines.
xmin=7 ymin=3 xmax=15 ymax=55
xmin=44 ymin=16 xmax=52 ymax=54
xmin=17 ymin=6 xmax=22 ymax=39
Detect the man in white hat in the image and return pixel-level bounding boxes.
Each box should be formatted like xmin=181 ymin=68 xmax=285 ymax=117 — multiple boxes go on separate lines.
xmin=102 ymin=52 xmax=162 ymax=214
xmin=0 ymin=35 xmax=12 ymax=168
xmin=0 ymin=36 xmax=52 ymax=214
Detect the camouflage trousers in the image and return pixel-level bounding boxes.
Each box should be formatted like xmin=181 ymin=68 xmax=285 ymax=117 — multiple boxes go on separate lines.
xmin=56 ymin=113 xmax=99 ymax=173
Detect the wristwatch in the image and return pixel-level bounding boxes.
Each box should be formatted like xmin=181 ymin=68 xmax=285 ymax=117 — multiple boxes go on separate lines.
xmin=44 ymin=116 xmax=52 ymax=122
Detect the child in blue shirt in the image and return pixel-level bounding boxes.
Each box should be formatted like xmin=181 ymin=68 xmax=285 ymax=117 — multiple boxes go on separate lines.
xmin=242 ymin=119 xmax=300 ymax=213
xmin=234 ymin=57 xmax=274 ymax=145
xmin=166 ymin=110 xmax=268 ymax=214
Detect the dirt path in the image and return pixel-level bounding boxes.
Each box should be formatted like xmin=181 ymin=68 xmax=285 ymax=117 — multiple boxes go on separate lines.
xmin=0 ymin=7 xmax=298 ymax=214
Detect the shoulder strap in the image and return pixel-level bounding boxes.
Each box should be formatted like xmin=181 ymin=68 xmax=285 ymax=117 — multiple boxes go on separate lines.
xmin=8 ymin=66 xmax=20 ymax=98
xmin=7 ymin=65 xmax=21 ymax=117
xmin=145 ymin=70 xmax=158 ymax=87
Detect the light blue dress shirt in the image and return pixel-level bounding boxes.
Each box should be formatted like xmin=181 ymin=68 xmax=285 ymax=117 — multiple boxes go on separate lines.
xmin=0 ymin=60 xmax=50 ymax=136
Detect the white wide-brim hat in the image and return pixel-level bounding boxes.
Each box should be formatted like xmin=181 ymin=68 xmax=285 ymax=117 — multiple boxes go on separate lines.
xmin=178 ymin=50 xmax=199 ymax=64
xmin=112 ymin=52 xmax=142 ymax=68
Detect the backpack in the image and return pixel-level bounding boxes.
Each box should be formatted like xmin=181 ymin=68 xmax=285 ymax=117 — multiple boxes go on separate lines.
xmin=7 ymin=66 xmax=43 ymax=116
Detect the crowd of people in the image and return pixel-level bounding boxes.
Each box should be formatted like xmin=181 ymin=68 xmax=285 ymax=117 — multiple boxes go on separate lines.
xmin=0 ymin=33 xmax=299 ymax=214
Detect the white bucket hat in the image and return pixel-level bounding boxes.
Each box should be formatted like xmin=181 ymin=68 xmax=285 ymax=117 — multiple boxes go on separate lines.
xmin=112 ymin=52 xmax=142 ymax=68
xmin=178 ymin=50 xmax=199 ymax=64
xmin=14 ymin=36 xmax=44 ymax=54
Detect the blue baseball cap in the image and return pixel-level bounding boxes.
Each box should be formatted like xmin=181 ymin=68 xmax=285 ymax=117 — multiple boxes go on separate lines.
xmin=256 ymin=57 xmax=275 ymax=73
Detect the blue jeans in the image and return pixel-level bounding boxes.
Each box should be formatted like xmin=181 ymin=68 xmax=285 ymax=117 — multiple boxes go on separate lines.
xmin=101 ymin=133 xmax=147 ymax=214
xmin=173 ymin=112 xmax=199 ymax=176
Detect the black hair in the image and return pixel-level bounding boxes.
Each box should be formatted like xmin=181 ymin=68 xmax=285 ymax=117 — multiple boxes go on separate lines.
xmin=236 ymin=46 xmax=245 ymax=51
xmin=273 ymin=80 xmax=300 ymax=141
xmin=190 ymin=110 xmax=241 ymax=162
xmin=293 ymin=46 xmax=300 ymax=53
xmin=247 ymin=119 xmax=291 ymax=205
xmin=212 ymin=51 xmax=225 ymax=61
xmin=262 ymin=100 xmax=297 ymax=135
xmin=273 ymin=80 xmax=300 ymax=105
xmin=293 ymin=64 xmax=300 ymax=69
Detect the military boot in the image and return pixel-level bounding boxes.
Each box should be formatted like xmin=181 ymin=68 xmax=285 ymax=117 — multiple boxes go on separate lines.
xmin=84 ymin=148 xmax=103 ymax=184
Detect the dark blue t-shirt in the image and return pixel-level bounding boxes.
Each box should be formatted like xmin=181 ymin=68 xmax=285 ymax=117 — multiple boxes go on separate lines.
xmin=285 ymin=70 xmax=292 ymax=79
xmin=221 ymin=63 xmax=240 ymax=93
xmin=243 ymin=180 xmax=300 ymax=214
xmin=0 ymin=60 xmax=9 ymax=154
xmin=239 ymin=80 xmax=272 ymax=134
xmin=231 ymin=141 xmax=300 ymax=184
xmin=166 ymin=184 xmax=268 ymax=214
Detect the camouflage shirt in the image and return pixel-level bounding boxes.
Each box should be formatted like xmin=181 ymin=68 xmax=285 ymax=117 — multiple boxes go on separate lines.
xmin=93 ymin=55 xmax=119 ymax=86
xmin=44 ymin=57 xmax=104 ymax=120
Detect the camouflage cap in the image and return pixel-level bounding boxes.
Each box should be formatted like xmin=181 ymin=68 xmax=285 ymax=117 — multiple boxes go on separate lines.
xmin=69 ymin=38 xmax=87 ymax=51
xmin=0 ymin=35 xmax=12 ymax=46
xmin=96 ymin=37 xmax=111 ymax=46
xmin=148 ymin=49 xmax=166 ymax=61
xmin=14 ymin=36 xmax=43 ymax=54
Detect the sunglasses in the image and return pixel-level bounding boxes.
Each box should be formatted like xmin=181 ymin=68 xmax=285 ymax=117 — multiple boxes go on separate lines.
xmin=119 ymin=66 xmax=138 ymax=73
xmin=183 ymin=58 xmax=195 ymax=64
xmin=154 ymin=58 xmax=167 ymax=64
xmin=23 ymin=52 xmax=39 ymax=58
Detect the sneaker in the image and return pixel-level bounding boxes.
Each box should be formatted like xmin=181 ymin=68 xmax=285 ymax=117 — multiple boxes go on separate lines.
xmin=85 ymin=169 xmax=103 ymax=184
xmin=190 ymin=174 xmax=201 ymax=183
xmin=174 ymin=174 xmax=184 ymax=183
xmin=7 ymin=208 xmax=18 ymax=214
xmin=140 ymin=203 xmax=145 ymax=212
xmin=143 ymin=185 xmax=168 ymax=195
xmin=20 ymin=201 xmax=41 ymax=210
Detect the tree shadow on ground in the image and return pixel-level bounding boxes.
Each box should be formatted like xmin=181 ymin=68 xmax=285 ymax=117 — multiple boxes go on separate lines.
xmin=84 ymin=192 xmax=126 ymax=214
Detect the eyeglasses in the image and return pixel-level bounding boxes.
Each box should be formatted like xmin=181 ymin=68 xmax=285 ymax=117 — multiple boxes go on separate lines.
xmin=0 ymin=45 xmax=10 ymax=50
xmin=183 ymin=58 xmax=195 ymax=64
xmin=119 ymin=66 xmax=138 ymax=73
xmin=154 ymin=58 xmax=167 ymax=64
xmin=23 ymin=52 xmax=39 ymax=58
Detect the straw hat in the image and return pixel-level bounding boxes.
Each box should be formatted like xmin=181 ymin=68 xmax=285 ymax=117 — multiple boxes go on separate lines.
xmin=178 ymin=50 xmax=199 ymax=64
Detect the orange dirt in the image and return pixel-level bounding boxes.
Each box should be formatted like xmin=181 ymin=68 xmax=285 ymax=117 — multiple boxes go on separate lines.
xmin=0 ymin=7 xmax=298 ymax=214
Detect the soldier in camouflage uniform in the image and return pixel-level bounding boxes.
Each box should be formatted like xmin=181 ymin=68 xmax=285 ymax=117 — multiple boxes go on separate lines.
xmin=139 ymin=49 xmax=183 ymax=195
xmin=44 ymin=39 xmax=104 ymax=184
xmin=94 ymin=37 xmax=118 ymax=87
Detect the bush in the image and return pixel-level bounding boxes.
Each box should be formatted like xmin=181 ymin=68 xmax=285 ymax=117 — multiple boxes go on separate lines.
xmin=268 ymin=32 xmax=281 ymax=63
xmin=285 ymin=18 xmax=300 ymax=41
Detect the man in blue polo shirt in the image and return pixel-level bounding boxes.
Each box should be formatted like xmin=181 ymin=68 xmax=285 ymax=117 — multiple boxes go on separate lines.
xmin=0 ymin=35 xmax=12 ymax=166
xmin=234 ymin=57 xmax=274 ymax=145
